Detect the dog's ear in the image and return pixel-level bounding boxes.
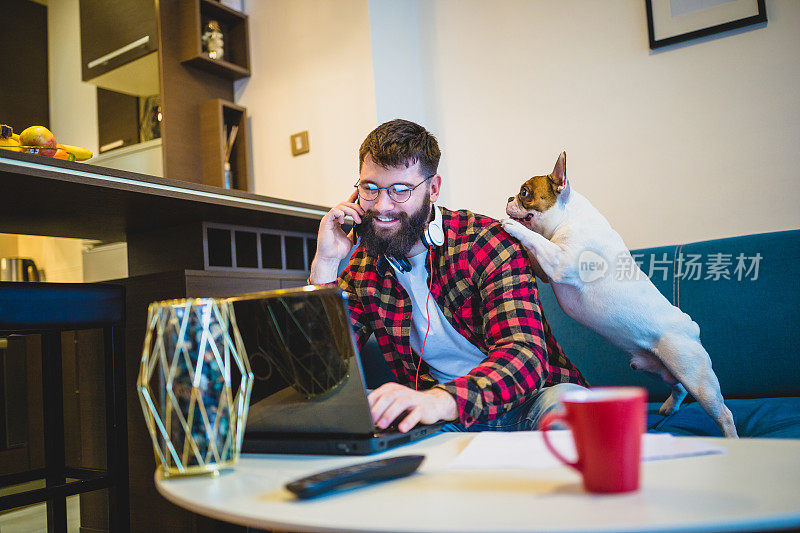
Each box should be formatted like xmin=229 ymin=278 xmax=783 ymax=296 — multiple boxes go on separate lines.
xmin=549 ymin=151 xmax=568 ymax=192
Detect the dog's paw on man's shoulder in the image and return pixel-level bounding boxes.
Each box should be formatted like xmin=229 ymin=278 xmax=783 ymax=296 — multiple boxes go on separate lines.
xmin=499 ymin=218 xmax=529 ymax=239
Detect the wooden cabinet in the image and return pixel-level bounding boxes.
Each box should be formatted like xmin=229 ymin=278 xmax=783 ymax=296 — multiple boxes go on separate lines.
xmin=79 ymin=0 xmax=158 ymax=81
xmin=96 ymin=88 xmax=141 ymax=153
xmin=4 ymin=0 xmax=49 ymax=132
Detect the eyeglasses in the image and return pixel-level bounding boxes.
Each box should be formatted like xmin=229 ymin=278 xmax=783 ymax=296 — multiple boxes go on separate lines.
xmin=354 ymin=174 xmax=434 ymax=203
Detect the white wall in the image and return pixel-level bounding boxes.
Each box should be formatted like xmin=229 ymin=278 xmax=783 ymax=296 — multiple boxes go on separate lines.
xmin=387 ymin=0 xmax=800 ymax=248
xmin=244 ymin=0 xmax=799 ymax=249
xmin=367 ymin=0 xmax=453 ymax=205
xmin=368 ymin=0 xmax=428 ymax=127
xmin=236 ymin=0 xmax=377 ymax=208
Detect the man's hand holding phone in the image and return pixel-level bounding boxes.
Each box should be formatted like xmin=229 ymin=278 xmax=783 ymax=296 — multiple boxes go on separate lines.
xmin=309 ymin=190 xmax=365 ymax=284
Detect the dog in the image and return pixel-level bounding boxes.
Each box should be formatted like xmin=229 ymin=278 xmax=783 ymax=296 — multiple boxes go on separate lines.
xmin=502 ymin=152 xmax=737 ymax=438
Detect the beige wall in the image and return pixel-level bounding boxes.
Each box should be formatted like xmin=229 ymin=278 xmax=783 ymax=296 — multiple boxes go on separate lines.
xmin=407 ymin=0 xmax=800 ymax=248
xmin=241 ymin=0 xmax=799 ymax=249
xmin=0 ymin=235 xmax=19 ymax=259
xmin=236 ymin=0 xmax=377 ymax=208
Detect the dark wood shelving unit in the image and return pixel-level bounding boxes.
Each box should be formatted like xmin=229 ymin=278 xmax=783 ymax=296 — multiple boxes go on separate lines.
xmin=200 ymin=98 xmax=251 ymax=190
xmin=179 ymin=0 xmax=251 ymax=80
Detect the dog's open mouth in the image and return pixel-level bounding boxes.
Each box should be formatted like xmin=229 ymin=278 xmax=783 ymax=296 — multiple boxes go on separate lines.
xmin=512 ymin=214 xmax=534 ymax=222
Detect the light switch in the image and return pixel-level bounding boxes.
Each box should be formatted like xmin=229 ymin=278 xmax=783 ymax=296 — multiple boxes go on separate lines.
xmin=290 ymin=131 xmax=310 ymax=156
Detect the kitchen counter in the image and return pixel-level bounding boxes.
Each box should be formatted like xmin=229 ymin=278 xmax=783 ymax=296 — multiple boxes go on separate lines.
xmin=0 ymin=150 xmax=327 ymax=242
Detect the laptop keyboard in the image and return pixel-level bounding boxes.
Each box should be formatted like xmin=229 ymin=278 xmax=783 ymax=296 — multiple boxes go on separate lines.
xmin=373 ymin=410 xmax=410 ymax=435
xmin=374 ymin=421 xmax=402 ymax=436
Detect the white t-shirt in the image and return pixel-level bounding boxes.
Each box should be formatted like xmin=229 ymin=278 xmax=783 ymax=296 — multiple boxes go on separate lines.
xmin=390 ymin=250 xmax=486 ymax=383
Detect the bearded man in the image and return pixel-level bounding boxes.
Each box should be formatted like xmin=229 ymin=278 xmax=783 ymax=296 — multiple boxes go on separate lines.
xmin=309 ymin=119 xmax=587 ymax=432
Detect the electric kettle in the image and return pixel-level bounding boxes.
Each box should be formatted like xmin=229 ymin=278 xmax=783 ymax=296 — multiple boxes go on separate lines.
xmin=0 ymin=257 xmax=42 ymax=282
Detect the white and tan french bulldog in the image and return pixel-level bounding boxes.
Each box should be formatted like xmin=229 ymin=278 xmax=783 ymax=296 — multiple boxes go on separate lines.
xmin=502 ymin=152 xmax=737 ymax=437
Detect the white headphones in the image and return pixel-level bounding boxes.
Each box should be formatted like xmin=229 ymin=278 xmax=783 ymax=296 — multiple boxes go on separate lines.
xmin=385 ymin=204 xmax=444 ymax=273
xmin=421 ymin=204 xmax=445 ymax=248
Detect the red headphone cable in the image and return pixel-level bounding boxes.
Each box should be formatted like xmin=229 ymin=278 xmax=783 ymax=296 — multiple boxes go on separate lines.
xmin=415 ymin=246 xmax=434 ymax=391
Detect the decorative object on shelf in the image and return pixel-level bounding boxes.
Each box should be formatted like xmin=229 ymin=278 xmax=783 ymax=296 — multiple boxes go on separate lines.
xmin=646 ymin=0 xmax=766 ymax=50
xmin=201 ymin=19 xmax=225 ymax=60
xmin=223 ymin=162 xmax=232 ymax=190
xmin=180 ymin=0 xmax=250 ymax=80
xmin=138 ymin=297 xmax=254 ymax=477
xmin=223 ymin=124 xmax=238 ymax=189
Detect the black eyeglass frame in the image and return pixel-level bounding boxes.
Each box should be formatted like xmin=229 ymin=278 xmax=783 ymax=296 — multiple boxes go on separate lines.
xmin=353 ymin=174 xmax=435 ymax=203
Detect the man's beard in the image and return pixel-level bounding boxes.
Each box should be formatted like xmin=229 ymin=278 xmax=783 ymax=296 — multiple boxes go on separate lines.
xmin=359 ymin=196 xmax=431 ymax=257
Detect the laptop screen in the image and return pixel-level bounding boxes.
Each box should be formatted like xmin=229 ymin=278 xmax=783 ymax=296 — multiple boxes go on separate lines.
xmin=228 ymin=286 xmax=376 ymax=435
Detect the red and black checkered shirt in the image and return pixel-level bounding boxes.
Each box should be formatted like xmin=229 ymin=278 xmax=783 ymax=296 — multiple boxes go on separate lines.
xmin=337 ymin=207 xmax=587 ymax=427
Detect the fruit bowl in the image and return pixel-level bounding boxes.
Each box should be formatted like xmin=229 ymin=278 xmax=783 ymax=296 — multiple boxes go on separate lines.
xmin=17 ymin=145 xmax=76 ymax=161
xmin=0 ymin=125 xmax=92 ymax=161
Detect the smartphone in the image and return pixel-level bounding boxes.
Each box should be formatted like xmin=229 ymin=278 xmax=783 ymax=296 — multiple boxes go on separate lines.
xmin=351 ymin=198 xmax=362 ymax=238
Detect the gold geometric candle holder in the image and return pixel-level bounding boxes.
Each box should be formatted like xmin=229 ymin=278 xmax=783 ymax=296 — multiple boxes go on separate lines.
xmin=138 ymin=298 xmax=254 ymax=477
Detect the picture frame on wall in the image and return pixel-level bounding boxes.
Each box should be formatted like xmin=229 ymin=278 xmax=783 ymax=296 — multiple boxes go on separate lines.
xmin=646 ymin=0 xmax=767 ymax=50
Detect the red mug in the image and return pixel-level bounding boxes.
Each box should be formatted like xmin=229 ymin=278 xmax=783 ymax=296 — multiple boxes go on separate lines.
xmin=538 ymin=386 xmax=647 ymax=493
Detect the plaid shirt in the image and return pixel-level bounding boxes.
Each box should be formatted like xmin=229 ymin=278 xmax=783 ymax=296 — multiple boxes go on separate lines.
xmin=337 ymin=207 xmax=587 ymax=427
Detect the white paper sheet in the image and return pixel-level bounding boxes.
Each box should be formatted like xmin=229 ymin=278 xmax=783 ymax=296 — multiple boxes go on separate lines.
xmin=447 ymin=431 xmax=725 ymax=470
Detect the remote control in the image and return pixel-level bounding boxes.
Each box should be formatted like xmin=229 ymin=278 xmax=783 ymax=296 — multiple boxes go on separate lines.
xmin=285 ymin=454 xmax=425 ymax=499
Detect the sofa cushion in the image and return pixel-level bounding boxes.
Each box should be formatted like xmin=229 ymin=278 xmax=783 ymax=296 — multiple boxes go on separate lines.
xmin=648 ymin=397 xmax=800 ymax=438
xmin=676 ymin=230 xmax=800 ymax=398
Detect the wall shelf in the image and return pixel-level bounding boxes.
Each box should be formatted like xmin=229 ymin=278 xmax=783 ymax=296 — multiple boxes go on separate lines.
xmin=180 ymin=0 xmax=251 ymax=80
xmin=184 ymin=54 xmax=250 ymax=80
xmin=200 ymin=98 xmax=251 ymax=191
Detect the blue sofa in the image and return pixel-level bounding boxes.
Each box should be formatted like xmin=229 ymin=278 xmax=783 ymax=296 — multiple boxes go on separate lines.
xmin=359 ymin=229 xmax=800 ymax=438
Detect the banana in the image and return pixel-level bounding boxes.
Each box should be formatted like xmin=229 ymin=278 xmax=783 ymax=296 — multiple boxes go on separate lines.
xmin=0 ymin=124 xmax=21 ymax=152
xmin=57 ymin=143 xmax=93 ymax=161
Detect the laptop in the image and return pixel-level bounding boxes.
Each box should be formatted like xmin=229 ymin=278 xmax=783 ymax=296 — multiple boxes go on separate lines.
xmin=227 ymin=285 xmax=443 ymax=455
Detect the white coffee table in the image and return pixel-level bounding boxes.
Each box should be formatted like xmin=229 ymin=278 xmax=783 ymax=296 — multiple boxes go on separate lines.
xmin=155 ymin=433 xmax=800 ymax=532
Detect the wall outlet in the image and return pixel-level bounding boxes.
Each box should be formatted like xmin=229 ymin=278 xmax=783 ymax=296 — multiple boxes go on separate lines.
xmin=290 ymin=131 xmax=310 ymax=156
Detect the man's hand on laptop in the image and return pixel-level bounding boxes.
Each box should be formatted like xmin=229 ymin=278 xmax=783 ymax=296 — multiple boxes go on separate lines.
xmin=368 ymin=383 xmax=457 ymax=433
